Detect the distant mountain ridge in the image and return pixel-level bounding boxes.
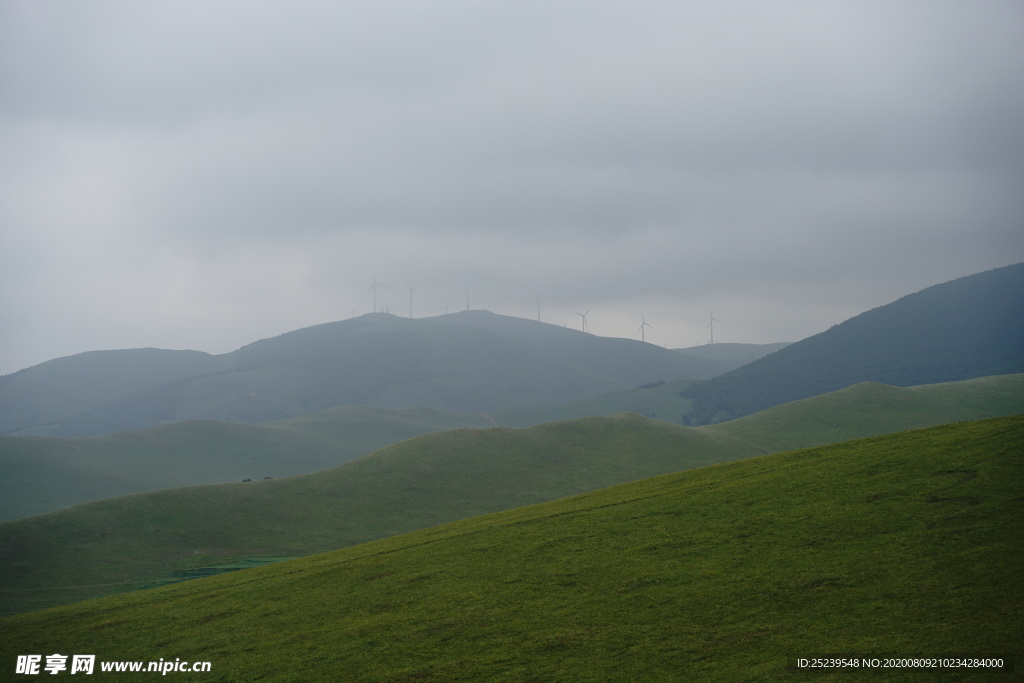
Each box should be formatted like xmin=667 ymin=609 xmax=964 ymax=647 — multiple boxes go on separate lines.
xmin=686 ymin=263 xmax=1024 ymax=423
xmin=0 ymin=311 xmax=724 ymax=437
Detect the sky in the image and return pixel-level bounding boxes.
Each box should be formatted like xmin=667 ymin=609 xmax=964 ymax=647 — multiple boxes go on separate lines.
xmin=2 ymin=1 xmax=1023 ymax=375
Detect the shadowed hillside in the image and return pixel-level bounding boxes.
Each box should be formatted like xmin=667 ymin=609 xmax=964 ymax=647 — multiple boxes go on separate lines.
xmin=686 ymin=263 xmax=1024 ymax=423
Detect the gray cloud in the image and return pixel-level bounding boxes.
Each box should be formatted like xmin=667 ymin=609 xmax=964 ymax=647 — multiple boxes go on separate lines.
xmin=2 ymin=0 xmax=1023 ymax=373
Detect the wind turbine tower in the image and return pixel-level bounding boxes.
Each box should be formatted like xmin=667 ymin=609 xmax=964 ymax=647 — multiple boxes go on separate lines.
xmin=368 ymin=277 xmax=387 ymax=314
xmin=575 ymin=308 xmax=591 ymax=333
xmin=638 ymin=311 xmax=652 ymax=343
xmin=708 ymin=309 xmax=722 ymax=344
xmin=407 ymin=283 xmax=420 ymax=319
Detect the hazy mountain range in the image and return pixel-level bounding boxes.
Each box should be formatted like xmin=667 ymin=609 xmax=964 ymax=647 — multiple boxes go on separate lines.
xmin=0 ymin=311 xmax=778 ymax=438
xmin=3 ymin=264 xmax=1020 ymax=440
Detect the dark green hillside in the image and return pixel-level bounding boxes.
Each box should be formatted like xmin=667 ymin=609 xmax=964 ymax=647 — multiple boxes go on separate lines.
xmin=3 ymin=374 xmax=1023 ymax=614
xmin=0 ymin=349 xmax=228 ymax=436
xmin=12 ymin=373 xmax=1022 ymax=523
xmin=3 ymin=417 xmax=1020 ymax=680
xmin=0 ymin=415 xmax=758 ymax=615
xmin=687 ymin=262 xmax=1024 ymax=423
xmin=0 ymin=406 xmax=492 ymax=522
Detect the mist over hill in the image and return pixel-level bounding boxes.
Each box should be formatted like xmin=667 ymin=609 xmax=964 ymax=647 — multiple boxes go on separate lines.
xmin=673 ymin=341 xmax=791 ymax=369
xmin=686 ymin=263 xmax=1024 ymax=423
xmin=0 ymin=312 xmax=722 ymax=437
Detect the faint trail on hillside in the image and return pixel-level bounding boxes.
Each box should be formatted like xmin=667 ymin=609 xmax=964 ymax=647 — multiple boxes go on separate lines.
xmin=479 ymin=413 xmax=497 ymax=427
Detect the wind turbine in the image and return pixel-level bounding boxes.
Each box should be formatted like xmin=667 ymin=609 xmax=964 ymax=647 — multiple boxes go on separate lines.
xmin=638 ymin=311 xmax=652 ymax=343
xmin=406 ymin=283 xmax=420 ymax=319
xmin=575 ymin=308 xmax=591 ymax=333
xmin=368 ymin=277 xmax=387 ymax=314
xmin=707 ymin=309 xmax=721 ymax=344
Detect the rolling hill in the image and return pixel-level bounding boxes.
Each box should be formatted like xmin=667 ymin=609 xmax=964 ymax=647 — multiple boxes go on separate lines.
xmin=2 ymin=416 xmax=1020 ymax=680
xmin=0 ymin=311 xmax=723 ymax=438
xmin=0 ymin=406 xmax=493 ymax=522
xmin=2 ymin=373 xmax=1022 ymax=616
xmin=686 ymin=262 xmax=1024 ymax=423
xmin=3 ymin=373 xmax=1022 ymax=524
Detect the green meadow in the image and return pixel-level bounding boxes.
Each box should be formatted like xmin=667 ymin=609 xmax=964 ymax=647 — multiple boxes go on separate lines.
xmin=2 ymin=416 xmax=1020 ymax=680
xmin=2 ymin=374 xmax=1023 ymax=618
xmin=3 ymin=373 xmax=1022 ymax=523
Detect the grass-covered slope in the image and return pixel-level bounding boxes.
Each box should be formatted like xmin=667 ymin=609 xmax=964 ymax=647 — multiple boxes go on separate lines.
xmin=2 ymin=416 xmax=1020 ymax=680
xmin=3 ymin=375 xmax=1023 ymax=615
xmin=0 ymin=406 xmax=492 ymax=522
xmin=687 ymin=262 xmax=1024 ymax=423
xmin=0 ymin=415 xmax=757 ymax=616
xmin=8 ymin=373 xmax=1021 ymax=523
xmin=707 ymin=372 xmax=1024 ymax=452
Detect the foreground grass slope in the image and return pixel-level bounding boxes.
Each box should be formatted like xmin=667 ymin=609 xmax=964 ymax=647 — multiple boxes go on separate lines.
xmin=3 ymin=416 xmax=1020 ymax=680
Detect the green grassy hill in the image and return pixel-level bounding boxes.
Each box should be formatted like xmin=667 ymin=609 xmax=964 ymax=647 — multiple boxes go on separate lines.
xmin=0 ymin=415 xmax=758 ymax=616
xmin=706 ymin=372 xmax=1024 ymax=452
xmin=3 ymin=374 xmax=1023 ymax=617
xmin=0 ymin=406 xmax=493 ymax=522
xmin=8 ymin=374 xmax=1021 ymax=523
xmin=686 ymin=262 xmax=1024 ymax=423
xmin=2 ymin=416 xmax=1020 ymax=680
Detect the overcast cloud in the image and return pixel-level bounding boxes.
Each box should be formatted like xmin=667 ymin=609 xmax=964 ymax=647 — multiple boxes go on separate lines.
xmin=2 ymin=0 xmax=1023 ymax=375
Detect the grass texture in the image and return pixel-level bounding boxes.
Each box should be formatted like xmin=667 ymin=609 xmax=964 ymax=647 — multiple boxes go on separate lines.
xmin=2 ymin=415 xmax=1021 ymax=680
